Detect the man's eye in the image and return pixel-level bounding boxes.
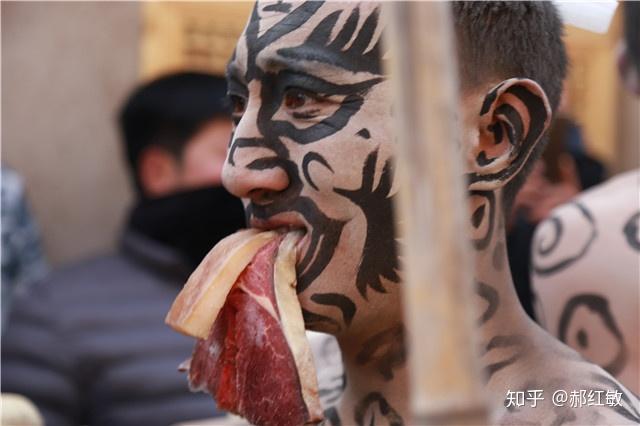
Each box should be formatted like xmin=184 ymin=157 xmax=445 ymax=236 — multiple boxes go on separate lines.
xmin=230 ymin=95 xmax=247 ymax=115
xmin=283 ymin=88 xmax=313 ymax=110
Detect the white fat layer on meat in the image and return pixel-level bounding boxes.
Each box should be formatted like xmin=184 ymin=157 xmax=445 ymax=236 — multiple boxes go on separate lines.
xmin=274 ymin=232 xmax=323 ymax=423
xmin=167 ymin=229 xmax=278 ymax=339
xmin=238 ymin=283 xmax=280 ymax=321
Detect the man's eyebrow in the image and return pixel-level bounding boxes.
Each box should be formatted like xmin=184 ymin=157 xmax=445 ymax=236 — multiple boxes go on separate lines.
xmin=226 ymin=62 xmax=245 ymax=84
xmin=259 ymin=53 xmax=350 ymax=78
xmin=276 ymin=44 xmax=348 ymax=72
xmin=259 ymin=55 xmax=313 ymax=74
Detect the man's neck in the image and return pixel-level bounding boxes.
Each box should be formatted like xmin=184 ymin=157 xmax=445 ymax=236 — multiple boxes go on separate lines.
xmin=474 ymin=223 xmax=533 ymax=339
xmin=327 ymin=194 xmax=540 ymax=423
xmin=472 ymin=209 xmax=543 ymax=410
xmin=334 ymin=303 xmax=410 ymax=424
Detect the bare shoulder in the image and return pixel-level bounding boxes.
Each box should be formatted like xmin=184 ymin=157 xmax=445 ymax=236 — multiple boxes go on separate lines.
xmin=489 ymin=330 xmax=640 ymax=425
xmin=496 ymin=361 xmax=640 ymax=425
xmin=530 ymin=170 xmax=639 ymax=393
xmin=578 ymin=169 xmax=639 ymax=205
xmin=536 ymin=168 xmax=639 ymax=234
xmin=531 ymin=168 xmax=640 ymax=305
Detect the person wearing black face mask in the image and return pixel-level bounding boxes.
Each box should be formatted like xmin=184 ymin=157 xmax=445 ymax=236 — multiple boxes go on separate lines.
xmin=127 ymin=187 xmax=244 ymax=269
xmin=1 ymin=72 xmax=245 ymax=426
xmin=119 ymin=72 xmax=246 ymax=271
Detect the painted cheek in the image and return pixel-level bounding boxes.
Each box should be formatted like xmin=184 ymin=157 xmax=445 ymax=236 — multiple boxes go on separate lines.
xmin=304 ymin=157 xmax=335 ymax=193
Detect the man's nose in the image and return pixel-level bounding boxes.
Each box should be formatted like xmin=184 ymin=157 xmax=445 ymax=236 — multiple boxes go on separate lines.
xmin=222 ymin=138 xmax=290 ymax=202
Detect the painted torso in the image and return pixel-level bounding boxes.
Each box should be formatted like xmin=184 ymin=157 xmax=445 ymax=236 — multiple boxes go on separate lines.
xmin=532 ymin=169 xmax=640 ymax=395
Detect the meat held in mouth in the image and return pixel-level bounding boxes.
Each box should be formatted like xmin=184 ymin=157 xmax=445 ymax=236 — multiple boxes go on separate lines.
xmin=165 ymin=230 xmax=323 ymax=426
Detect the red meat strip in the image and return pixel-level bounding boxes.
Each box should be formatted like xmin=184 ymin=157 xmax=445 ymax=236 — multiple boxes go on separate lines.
xmin=188 ymin=238 xmax=314 ymax=426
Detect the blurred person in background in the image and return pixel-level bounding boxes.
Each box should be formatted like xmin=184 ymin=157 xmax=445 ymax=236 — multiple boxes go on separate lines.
xmin=1 ymin=166 xmax=49 ymax=334
xmin=531 ymin=1 xmax=639 ymax=393
xmin=1 ymin=72 xmax=246 ymax=425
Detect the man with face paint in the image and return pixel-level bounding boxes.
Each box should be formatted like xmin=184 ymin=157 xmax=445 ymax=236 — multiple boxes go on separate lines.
xmin=1 ymin=73 xmax=245 ymax=426
xmin=532 ymin=2 xmax=640 ymax=395
xmin=222 ymin=2 xmax=640 ymax=425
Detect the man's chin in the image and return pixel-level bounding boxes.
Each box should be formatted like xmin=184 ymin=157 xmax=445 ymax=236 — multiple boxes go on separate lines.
xmin=303 ymin=317 xmax=342 ymax=335
xmin=298 ymin=295 xmax=344 ymax=335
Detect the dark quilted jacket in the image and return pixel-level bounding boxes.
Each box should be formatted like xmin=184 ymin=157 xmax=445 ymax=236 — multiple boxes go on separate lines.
xmin=1 ymin=230 xmax=222 ymax=426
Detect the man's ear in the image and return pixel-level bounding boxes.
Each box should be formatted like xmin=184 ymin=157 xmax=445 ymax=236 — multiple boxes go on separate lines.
xmin=138 ymin=146 xmax=181 ymax=198
xmin=467 ymin=78 xmax=552 ymax=192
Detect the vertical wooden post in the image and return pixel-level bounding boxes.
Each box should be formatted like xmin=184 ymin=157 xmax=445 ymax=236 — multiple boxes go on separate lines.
xmin=384 ymin=3 xmax=489 ymax=424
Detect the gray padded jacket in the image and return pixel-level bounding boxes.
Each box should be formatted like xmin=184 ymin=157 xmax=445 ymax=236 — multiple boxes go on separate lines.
xmin=1 ymin=230 xmax=222 ymax=426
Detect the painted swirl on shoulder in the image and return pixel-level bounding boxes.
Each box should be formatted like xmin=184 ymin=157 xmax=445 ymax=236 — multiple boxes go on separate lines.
xmin=622 ymin=211 xmax=640 ymax=251
xmin=558 ymin=294 xmax=627 ymax=377
xmin=532 ymin=202 xmax=597 ymax=276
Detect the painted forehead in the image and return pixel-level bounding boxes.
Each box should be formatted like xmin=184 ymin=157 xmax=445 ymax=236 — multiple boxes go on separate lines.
xmin=229 ymin=1 xmax=385 ymax=83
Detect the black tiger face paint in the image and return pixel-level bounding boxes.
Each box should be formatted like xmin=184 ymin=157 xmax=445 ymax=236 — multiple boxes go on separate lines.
xmin=224 ymin=1 xmax=554 ymax=338
xmin=223 ymin=1 xmax=398 ymax=333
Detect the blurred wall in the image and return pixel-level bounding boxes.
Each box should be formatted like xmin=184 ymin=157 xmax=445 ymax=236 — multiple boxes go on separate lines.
xmin=564 ymin=24 xmax=620 ymax=168
xmin=564 ymin=9 xmax=640 ymax=173
xmin=140 ymin=2 xmax=252 ymax=81
xmin=2 ymin=2 xmax=140 ymax=266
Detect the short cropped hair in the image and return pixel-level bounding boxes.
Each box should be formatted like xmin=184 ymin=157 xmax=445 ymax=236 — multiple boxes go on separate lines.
xmin=452 ymin=2 xmax=567 ymax=211
xmin=119 ymin=72 xmax=230 ymax=196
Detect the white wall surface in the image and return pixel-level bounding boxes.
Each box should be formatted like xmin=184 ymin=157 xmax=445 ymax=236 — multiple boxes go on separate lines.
xmin=2 ymin=2 xmax=140 ymax=266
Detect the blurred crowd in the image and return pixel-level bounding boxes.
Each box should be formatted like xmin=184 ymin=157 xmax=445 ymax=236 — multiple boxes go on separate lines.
xmin=2 ymin=73 xmax=245 ymax=425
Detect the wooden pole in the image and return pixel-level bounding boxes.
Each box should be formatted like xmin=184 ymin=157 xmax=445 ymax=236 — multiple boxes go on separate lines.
xmin=384 ymin=3 xmax=489 ymax=424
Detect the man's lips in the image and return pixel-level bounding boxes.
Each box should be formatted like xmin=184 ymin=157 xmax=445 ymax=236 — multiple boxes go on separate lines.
xmin=249 ymin=214 xmax=311 ymax=265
